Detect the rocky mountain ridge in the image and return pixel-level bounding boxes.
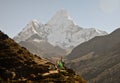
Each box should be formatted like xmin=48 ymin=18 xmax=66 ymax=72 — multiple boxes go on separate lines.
xmin=66 ymin=28 xmax=120 ymax=83
xmin=13 ymin=9 xmax=107 ymax=58
xmin=14 ymin=9 xmax=107 ymax=51
xmin=0 ymin=30 xmax=87 ymax=83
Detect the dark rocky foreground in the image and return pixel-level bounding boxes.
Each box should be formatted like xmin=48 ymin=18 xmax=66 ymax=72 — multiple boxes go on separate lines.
xmin=0 ymin=30 xmax=87 ymax=83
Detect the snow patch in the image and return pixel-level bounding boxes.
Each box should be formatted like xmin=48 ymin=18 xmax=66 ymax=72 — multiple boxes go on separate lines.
xmin=33 ymin=38 xmax=42 ymax=43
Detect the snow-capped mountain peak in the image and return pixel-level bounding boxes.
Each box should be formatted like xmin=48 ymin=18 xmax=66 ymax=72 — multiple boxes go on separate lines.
xmin=55 ymin=9 xmax=72 ymax=19
xmin=14 ymin=10 xmax=107 ymax=51
xmin=14 ymin=19 xmax=43 ymax=43
xmin=22 ymin=19 xmax=42 ymax=31
xmin=47 ymin=9 xmax=76 ymax=27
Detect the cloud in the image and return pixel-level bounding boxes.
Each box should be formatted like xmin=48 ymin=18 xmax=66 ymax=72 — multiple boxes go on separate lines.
xmin=100 ymin=0 xmax=120 ymax=13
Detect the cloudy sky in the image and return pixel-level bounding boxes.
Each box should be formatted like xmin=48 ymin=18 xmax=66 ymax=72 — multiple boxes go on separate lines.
xmin=0 ymin=0 xmax=120 ymax=37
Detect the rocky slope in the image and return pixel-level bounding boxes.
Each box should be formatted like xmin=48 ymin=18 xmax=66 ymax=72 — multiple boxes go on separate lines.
xmin=66 ymin=28 xmax=120 ymax=83
xmin=0 ymin=30 xmax=87 ymax=83
xmin=14 ymin=9 xmax=107 ymax=57
xmin=19 ymin=34 xmax=66 ymax=58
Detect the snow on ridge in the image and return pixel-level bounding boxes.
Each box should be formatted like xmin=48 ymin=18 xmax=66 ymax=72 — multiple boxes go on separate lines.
xmin=13 ymin=19 xmax=43 ymax=43
xmin=33 ymin=38 xmax=43 ymax=43
xmin=22 ymin=19 xmax=39 ymax=32
xmin=14 ymin=10 xmax=108 ymax=50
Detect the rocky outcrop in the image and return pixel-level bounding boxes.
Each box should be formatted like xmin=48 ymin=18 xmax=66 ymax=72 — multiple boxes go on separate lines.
xmin=0 ymin=30 xmax=87 ymax=83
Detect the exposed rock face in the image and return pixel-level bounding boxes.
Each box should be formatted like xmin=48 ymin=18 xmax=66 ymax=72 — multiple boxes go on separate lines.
xmin=66 ymin=28 xmax=120 ymax=83
xmin=0 ymin=30 xmax=87 ymax=83
xmin=19 ymin=34 xmax=66 ymax=58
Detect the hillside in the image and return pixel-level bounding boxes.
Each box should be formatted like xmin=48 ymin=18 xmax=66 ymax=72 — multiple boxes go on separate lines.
xmin=66 ymin=28 xmax=120 ymax=83
xmin=0 ymin=30 xmax=87 ymax=83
